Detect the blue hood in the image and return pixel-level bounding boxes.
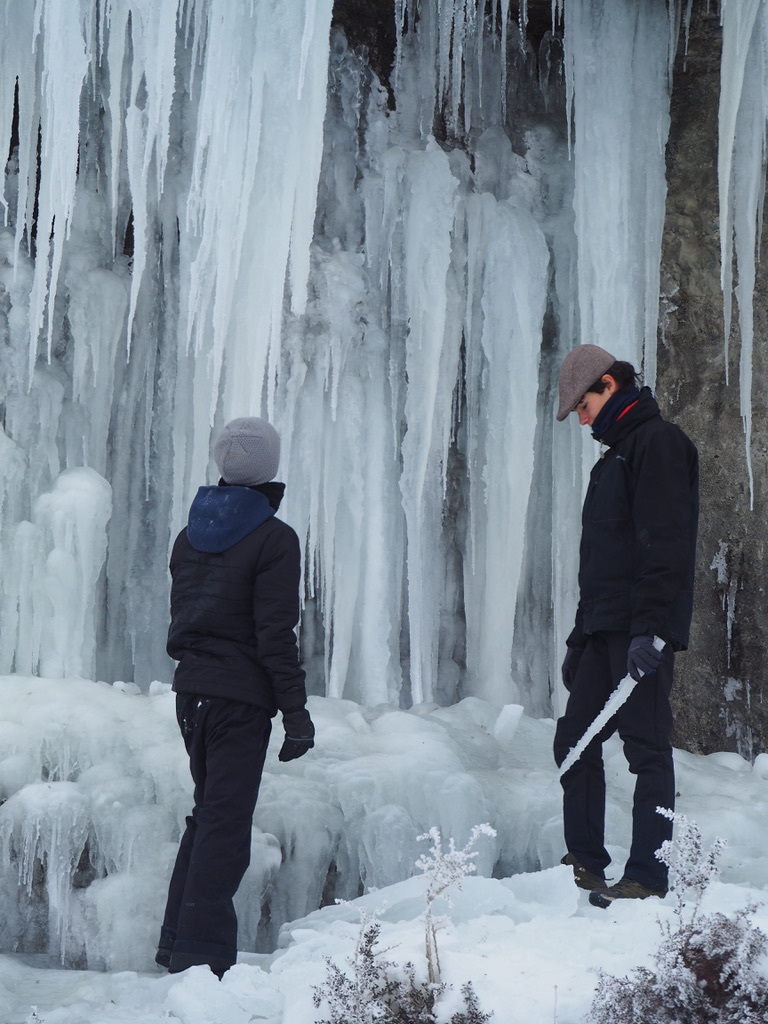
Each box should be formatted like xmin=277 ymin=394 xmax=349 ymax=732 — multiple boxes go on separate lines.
xmin=186 ymin=485 xmax=275 ymax=553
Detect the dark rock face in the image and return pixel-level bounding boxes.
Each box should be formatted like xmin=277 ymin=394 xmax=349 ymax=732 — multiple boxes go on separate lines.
xmin=661 ymin=8 xmax=767 ymax=759
xmin=331 ymin=0 xmax=396 ymax=96
xmin=332 ymin=1 xmax=766 ymax=757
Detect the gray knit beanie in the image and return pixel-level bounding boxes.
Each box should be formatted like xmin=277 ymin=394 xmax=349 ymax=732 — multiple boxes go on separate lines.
xmin=213 ymin=417 xmax=281 ymax=485
xmin=556 ymin=344 xmax=616 ymax=421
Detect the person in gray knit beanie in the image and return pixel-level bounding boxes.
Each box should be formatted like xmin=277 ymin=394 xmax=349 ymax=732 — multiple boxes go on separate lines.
xmin=156 ymin=411 xmax=313 ymax=978
xmin=213 ymin=416 xmax=281 ymax=485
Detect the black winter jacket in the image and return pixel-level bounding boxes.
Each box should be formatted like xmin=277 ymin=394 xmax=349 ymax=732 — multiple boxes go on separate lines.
xmin=567 ymin=388 xmax=699 ymax=651
xmin=167 ymin=483 xmax=307 ymax=714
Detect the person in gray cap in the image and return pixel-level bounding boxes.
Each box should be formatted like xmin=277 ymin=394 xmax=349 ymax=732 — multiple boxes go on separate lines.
xmin=156 ymin=416 xmax=315 ymax=977
xmin=553 ymin=345 xmax=698 ymax=908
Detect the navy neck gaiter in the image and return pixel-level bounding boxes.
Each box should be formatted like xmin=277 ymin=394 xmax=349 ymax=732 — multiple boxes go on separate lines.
xmin=591 ymin=387 xmax=641 ymax=441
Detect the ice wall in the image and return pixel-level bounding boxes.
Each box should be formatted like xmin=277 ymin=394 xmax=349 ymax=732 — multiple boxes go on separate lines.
xmin=0 ymin=1 xmax=680 ymax=710
xmin=0 ymin=0 xmax=334 ymax=687
xmin=285 ymin=9 xmax=564 ymax=708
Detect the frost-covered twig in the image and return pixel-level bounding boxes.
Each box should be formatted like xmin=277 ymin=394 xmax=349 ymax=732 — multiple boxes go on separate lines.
xmin=313 ymin=828 xmax=496 ymax=1023
xmin=416 ymin=824 xmax=496 ymax=983
xmin=655 ymin=807 xmax=727 ymax=898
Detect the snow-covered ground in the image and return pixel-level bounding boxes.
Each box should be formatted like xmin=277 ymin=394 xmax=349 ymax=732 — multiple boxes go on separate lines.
xmin=0 ymin=676 xmax=766 ymax=1023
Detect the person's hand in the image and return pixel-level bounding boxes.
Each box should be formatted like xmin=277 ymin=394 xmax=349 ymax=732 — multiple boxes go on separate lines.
xmin=278 ymin=708 xmax=315 ymax=762
xmin=627 ymin=636 xmax=663 ymax=682
xmin=561 ymin=645 xmax=584 ymax=691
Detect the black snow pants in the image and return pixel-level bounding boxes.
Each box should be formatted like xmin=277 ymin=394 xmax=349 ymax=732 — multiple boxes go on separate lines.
xmin=553 ymin=630 xmax=675 ymax=893
xmin=159 ymin=693 xmax=271 ymax=976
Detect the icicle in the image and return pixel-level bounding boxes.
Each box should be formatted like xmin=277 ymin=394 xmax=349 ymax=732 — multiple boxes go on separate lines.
xmin=0 ymin=2 xmax=32 ymax=228
xmin=718 ymin=0 xmax=761 ymax=384
xmin=392 ymin=0 xmax=408 ymax=94
xmin=499 ymin=0 xmax=509 ymax=125
xmin=682 ymin=0 xmax=695 ymax=69
xmin=28 ymin=2 xmax=91 ymax=370
xmin=438 ymin=0 xmax=453 ymax=123
xmin=103 ymin=2 xmax=130 ymax=259
xmin=732 ymin=65 xmax=762 ymax=510
xmin=121 ymin=0 xmax=180 ymax=354
xmin=564 ymin=0 xmax=679 ymax=381
xmin=551 ymin=0 xmax=564 ymax=32
xmin=0 ymin=780 xmax=90 ymax=963
xmin=398 ymin=139 xmax=461 ymax=704
xmin=462 ymin=191 xmax=549 ymax=705
xmin=718 ymin=0 xmax=766 ymax=508
xmin=34 ymin=468 xmax=112 ymax=679
xmin=182 ymin=0 xmax=333 ymax=427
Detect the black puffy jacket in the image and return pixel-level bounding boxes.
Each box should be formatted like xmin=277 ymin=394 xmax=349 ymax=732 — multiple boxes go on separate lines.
xmin=568 ymin=388 xmax=699 ymax=651
xmin=167 ymin=482 xmax=307 ymax=714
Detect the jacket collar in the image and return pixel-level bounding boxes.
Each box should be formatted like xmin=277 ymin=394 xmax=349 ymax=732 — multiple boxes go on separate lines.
xmin=187 ymin=485 xmax=277 ymax=553
xmin=591 ymin=387 xmax=640 ymax=441
xmin=596 ymin=387 xmax=660 ymax=447
xmin=219 ymin=478 xmax=285 ymax=511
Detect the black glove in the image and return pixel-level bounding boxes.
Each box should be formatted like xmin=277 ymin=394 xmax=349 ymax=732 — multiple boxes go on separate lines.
xmin=278 ymin=708 xmax=315 ymax=762
xmin=561 ymin=645 xmax=584 ymax=691
xmin=627 ymin=636 xmax=663 ymax=682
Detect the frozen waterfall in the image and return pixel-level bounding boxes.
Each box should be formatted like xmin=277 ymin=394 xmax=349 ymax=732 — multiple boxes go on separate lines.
xmin=4 ymin=0 xmax=768 ymax=980
xmin=0 ymin=0 xmax=694 ymax=711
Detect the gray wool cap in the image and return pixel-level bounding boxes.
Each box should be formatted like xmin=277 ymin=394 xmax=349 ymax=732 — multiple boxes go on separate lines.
xmin=213 ymin=417 xmax=281 ymax=486
xmin=556 ymin=344 xmax=616 ymax=421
